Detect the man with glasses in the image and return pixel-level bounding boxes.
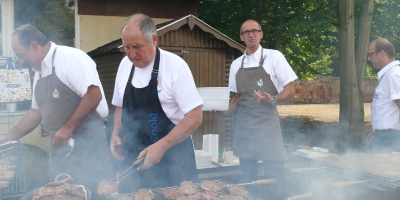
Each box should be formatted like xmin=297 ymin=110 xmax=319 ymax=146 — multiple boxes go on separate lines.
xmin=221 ymin=19 xmax=297 ymax=199
xmin=0 ymin=24 xmax=113 ymax=194
xmin=366 ymin=38 xmax=400 ymax=153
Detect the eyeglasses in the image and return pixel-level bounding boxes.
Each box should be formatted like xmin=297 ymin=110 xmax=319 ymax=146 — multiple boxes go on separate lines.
xmin=240 ymin=29 xmax=262 ymax=36
xmin=15 ymin=51 xmax=26 ymax=59
xmin=367 ymin=50 xmax=379 ymax=57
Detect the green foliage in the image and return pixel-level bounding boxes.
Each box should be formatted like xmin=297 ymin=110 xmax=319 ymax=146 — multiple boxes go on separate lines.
xmin=199 ymin=0 xmax=400 ymax=80
xmin=13 ymin=0 xmax=74 ymax=46
xmin=199 ymin=0 xmax=338 ymax=80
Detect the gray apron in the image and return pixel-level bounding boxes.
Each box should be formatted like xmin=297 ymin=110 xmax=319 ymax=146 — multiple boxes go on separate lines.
xmin=233 ymin=48 xmax=286 ymax=161
xmin=34 ymin=48 xmax=113 ymax=193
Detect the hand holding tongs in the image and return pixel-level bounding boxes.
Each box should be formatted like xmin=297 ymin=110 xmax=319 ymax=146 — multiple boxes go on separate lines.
xmin=110 ymin=157 xmax=145 ymax=184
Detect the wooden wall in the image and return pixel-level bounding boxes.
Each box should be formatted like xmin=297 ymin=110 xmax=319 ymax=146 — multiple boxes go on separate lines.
xmin=78 ymin=0 xmax=198 ymax=18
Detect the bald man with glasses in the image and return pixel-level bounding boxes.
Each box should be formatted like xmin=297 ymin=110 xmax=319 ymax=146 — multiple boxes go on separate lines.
xmin=214 ymin=19 xmax=297 ymax=200
xmin=366 ymin=38 xmax=400 ymax=153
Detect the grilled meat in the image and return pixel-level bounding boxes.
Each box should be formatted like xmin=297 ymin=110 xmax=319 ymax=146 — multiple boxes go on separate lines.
xmin=0 ymin=181 xmax=10 ymax=188
xmin=179 ymin=181 xmax=198 ymax=195
xmin=45 ymin=177 xmax=74 ymax=187
xmin=219 ymin=195 xmax=245 ymax=200
xmin=201 ymin=191 xmax=219 ymax=200
xmin=31 ymin=174 xmax=86 ymax=200
xmin=163 ymin=188 xmax=183 ymax=199
xmin=97 ymin=180 xmax=118 ymax=196
xmin=113 ymin=194 xmax=134 ymax=200
xmin=134 ymin=188 xmax=155 ymax=200
xmin=39 ymin=195 xmax=83 ymax=200
xmin=0 ymin=164 xmax=15 ymax=171
xmin=186 ymin=192 xmax=203 ymax=200
xmin=227 ymin=184 xmax=248 ymax=197
xmin=0 ymin=170 xmax=15 ymax=181
xmin=32 ymin=183 xmax=71 ymax=200
xmin=200 ymin=180 xmax=222 ymax=192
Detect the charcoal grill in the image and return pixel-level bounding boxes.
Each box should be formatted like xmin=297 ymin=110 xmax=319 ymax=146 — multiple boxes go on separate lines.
xmin=288 ymin=149 xmax=400 ymax=200
xmin=0 ymin=141 xmax=27 ymax=198
xmin=94 ymin=179 xmax=261 ymax=200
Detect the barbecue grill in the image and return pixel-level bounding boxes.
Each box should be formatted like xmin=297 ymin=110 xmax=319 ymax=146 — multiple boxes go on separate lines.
xmin=287 ymin=147 xmax=400 ymax=200
xmin=94 ymin=180 xmax=263 ymax=200
xmin=0 ymin=141 xmax=27 ymax=199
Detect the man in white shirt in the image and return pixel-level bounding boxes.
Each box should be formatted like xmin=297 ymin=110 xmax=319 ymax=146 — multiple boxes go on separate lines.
xmin=220 ymin=19 xmax=297 ymax=200
xmin=366 ymin=38 xmax=400 ymax=153
xmin=110 ymin=13 xmax=203 ymax=193
xmin=0 ymin=24 xmax=113 ymax=194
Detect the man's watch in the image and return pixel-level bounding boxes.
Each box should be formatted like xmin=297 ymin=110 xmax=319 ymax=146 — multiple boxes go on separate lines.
xmin=270 ymin=96 xmax=278 ymax=106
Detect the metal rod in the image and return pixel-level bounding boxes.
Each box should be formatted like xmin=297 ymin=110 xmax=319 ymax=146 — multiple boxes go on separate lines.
xmin=286 ymin=192 xmax=313 ymax=200
xmin=290 ymin=167 xmax=327 ymax=173
xmin=331 ymin=180 xmax=369 ymax=188
xmin=109 ymin=157 xmax=144 ymax=184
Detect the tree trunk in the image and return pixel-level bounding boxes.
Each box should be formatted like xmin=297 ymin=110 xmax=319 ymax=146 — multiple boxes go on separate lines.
xmin=338 ymin=0 xmax=365 ymax=152
xmin=354 ymin=0 xmax=375 ymax=150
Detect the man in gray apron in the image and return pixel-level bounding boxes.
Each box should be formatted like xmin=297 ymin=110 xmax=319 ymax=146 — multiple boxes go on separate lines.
xmin=1 ymin=24 xmax=114 ymax=195
xmin=110 ymin=14 xmax=203 ymax=192
xmin=223 ymin=19 xmax=297 ymax=200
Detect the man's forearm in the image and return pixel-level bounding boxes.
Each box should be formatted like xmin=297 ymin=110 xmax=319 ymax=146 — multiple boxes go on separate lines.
xmin=1 ymin=108 xmax=42 ymax=143
xmin=111 ymin=106 xmax=123 ymax=138
xmin=276 ymin=82 xmax=295 ymax=101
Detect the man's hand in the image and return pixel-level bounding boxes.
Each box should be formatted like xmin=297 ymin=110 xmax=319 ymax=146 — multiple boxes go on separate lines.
xmin=209 ymin=109 xmax=226 ymax=116
xmin=254 ymin=90 xmax=273 ymax=104
xmin=110 ymin=135 xmax=124 ymax=161
xmin=52 ymin=127 xmax=74 ymax=147
xmin=137 ymin=142 xmax=167 ymax=170
xmin=366 ymin=130 xmax=376 ymax=146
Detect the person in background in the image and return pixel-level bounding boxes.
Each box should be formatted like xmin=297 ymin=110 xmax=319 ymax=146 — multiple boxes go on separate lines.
xmin=109 ymin=13 xmax=203 ymax=193
xmin=366 ymin=38 xmax=400 ymax=153
xmin=0 ymin=24 xmax=113 ymax=194
xmin=214 ymin=19 xmax=297 ymax=200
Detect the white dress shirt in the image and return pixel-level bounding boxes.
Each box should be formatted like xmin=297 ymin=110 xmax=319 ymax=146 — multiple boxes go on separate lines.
xmin=229 ymin=45 xmax=298 ymax=93
xmin=372 ymin=60 xmax=400 ymax=130
xmin=32 ymin=42 xmax=109 ymax=118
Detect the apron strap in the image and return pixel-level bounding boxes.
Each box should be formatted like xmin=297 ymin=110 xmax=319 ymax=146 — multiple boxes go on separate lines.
xmin=150 ymin=47 xmax=161 ymax=86
xmin=39 ymin=47 xmax=57 ymax=79
xmin=240 ymin=48 xmax=265 ymax=69
xmin=127 ymin=47 xmax=161 ymax=85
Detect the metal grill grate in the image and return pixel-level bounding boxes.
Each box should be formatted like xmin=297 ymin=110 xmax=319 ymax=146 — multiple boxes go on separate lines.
xmin=95 ymin=179 xmax=260 ymax=200
xmin=0 ymin=157 xmax=27 ymax=198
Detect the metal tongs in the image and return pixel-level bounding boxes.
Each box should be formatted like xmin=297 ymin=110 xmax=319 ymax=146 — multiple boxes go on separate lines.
xmin=110 ymin=157 xmax=145 ymax=184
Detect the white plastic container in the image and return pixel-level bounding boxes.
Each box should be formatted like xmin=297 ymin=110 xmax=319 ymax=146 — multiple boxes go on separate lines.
xmin=197 ymin=87 xmax=230 ymax=111
xmin=195 ymin=150 xmax=212 ymax=167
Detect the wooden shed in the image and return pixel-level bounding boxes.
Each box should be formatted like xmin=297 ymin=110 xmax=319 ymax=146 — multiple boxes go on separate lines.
xmin=88 ymin=15 xmax=245 ymax=149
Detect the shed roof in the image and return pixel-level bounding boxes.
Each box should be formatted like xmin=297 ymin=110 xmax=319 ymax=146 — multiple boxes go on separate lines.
xmin=88 ymin=14 xmax=245 ymax=57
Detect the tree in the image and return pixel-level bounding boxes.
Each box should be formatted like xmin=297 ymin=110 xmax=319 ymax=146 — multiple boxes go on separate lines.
xmin=337 ymin=0 xmax=374 ymax=152
xmin=199 ymin=0 xmax=337 ymax=80
xmin=13 ymin=0 xmax=74 ymax=46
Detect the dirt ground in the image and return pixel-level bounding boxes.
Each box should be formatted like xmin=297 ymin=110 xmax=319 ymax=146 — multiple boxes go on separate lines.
xmin=277 ymin=103 xmax=372 ymax=153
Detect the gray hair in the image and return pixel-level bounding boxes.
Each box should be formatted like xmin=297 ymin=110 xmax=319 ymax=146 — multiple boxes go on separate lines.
xmin=121 ymin=13 xmax=157 ymax=43
xmin=12 ymin=24 xmax=49 ymax=49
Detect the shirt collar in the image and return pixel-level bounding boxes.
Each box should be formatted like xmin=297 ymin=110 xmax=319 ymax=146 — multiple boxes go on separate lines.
xmin=377 ymin=60 xmax=400 ymax=80
xmin=35 ymin=42 xmax=56 ymax=73
xmin=244 ymin=45 xmax=262 ymax=62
